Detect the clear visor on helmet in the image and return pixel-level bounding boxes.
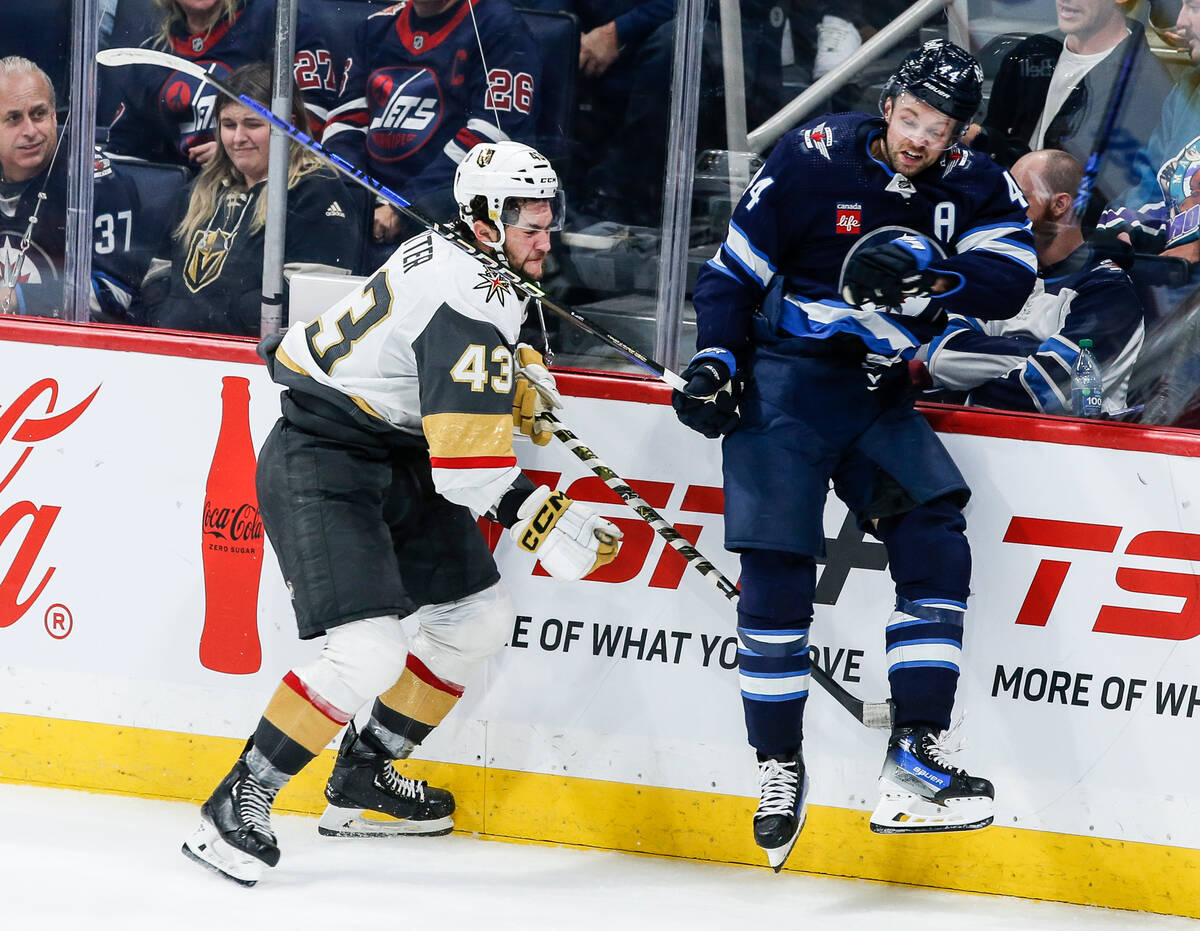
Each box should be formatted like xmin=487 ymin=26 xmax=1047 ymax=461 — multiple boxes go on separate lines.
xmin=497 ymin=191 xmax=567 ymax=233
xmin=885 ymin=92 xmax=967 ymax=152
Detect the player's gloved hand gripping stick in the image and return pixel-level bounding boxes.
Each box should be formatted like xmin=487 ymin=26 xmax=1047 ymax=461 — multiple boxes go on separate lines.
xmin=96 ymin=47 xmax=888 ymax=728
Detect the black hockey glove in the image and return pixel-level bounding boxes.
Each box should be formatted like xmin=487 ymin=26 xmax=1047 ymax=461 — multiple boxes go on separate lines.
xmin=672 ymin=350 xmax=740 ymax=439
xmin=842 ymin=234 xmax=939 ymax=309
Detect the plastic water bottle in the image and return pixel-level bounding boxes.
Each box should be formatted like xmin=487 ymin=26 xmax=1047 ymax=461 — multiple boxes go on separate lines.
xmin=1071 ymin=338 xmax=1104 ymax=418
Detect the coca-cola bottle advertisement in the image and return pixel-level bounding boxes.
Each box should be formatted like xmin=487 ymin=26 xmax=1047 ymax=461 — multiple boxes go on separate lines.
xmin=199 ymin=376 xmax=264 ymax=674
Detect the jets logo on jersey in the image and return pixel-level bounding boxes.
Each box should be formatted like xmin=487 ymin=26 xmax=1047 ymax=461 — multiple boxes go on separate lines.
xmin=942 ymin=147 xmax=972 ymax=178
xmin=802 ymin=122 xmax=834 ymax=161
xmin=367 ymin=66 xmax=444 ymax=162
xmin=162 ymin=64 xmax=229 ymax=155
xmin=836 ymin=203 xmax=862 ymax=235
xmin=0 ymin=235 xmax=54 ymax=288
xmin=838 ymin=225 xmax=948 ymax=305
xmin=474 ymin=269 xmax=511 ymax=305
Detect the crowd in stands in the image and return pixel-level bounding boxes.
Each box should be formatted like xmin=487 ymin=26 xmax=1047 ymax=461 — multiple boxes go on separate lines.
xmin=7 ymin=0 xmax=1200 ymax=425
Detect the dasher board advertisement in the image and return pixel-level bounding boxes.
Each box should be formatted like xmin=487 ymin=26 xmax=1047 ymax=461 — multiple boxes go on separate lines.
xmin=0 ymin=325 xmax=1196 ymax=916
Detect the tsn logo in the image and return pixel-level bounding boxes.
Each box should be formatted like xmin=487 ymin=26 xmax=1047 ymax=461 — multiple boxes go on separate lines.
xmin=481 ymin=472 xmax=727 ymax=590
xmin=1006 ymin=516 xmax=1200 ymax=641
xmin=486 ymin=489 xmax=1200 ymax=644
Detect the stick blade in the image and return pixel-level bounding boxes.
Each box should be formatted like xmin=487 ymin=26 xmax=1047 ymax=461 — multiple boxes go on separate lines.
xmin=96 ymin=47 xmax=209 ymax=83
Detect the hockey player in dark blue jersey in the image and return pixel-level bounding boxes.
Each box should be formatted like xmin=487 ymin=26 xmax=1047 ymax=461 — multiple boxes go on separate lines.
xmin=673 ymin=39 xmax=1036 ymax=872
xmin=322 ymin=0 xmax=541 ymax=246
xmin=922 ymin=149 xmax=1145 ymax=415
xmin=103 ymin=0 xmax=338 ymax=167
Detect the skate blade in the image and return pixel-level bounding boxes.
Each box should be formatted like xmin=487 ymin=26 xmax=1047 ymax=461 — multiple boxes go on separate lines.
xmin=317 ymin=804 xmax=454 ymax=838
xmin=868 ymin=789 xmax=994 ymax=835
xmin=181 ymin=819 xmax=265 ymax=886
xmin=759 ymin=798 xmax=809 ymax=874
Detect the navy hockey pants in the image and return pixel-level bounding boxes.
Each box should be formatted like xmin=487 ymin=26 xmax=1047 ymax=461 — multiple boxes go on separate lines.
xmin=725 ymin=345 xmax=971 ymax=755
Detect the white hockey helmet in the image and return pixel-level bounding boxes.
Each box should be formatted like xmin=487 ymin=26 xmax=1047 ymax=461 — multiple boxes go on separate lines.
xmin=454 ymin=141 xmax=565 ymax=248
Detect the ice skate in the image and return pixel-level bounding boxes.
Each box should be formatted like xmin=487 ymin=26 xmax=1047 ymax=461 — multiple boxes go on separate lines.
xmin=181 ymin=751 xmax=281 ymax=886
xmin=869 ymin=725 xmax=994 ymax=834
xmin=318 ymin=721 xmax=455 ymax=838
xmin=752 ymin=750 xmax=809 ymax=873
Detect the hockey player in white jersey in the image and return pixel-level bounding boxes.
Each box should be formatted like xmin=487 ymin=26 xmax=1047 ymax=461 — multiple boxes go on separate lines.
xmin=182 ymin=141 xmax=622 ymax=886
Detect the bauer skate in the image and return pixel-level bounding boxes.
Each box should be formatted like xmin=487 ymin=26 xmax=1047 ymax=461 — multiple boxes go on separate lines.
xmin=869 ymin=725 xmax=994 ymax=834
xmin=753 ymin=750 xmax=809 ymax=873
xmin=318 ymin=721 xmax=454 ymax=838
xmin=182 ymin=747 xmax=281 ymax=886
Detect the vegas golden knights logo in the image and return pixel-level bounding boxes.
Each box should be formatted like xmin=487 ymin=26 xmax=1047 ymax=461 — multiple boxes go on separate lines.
xmin=184 ymin=227 xmax=234 ymax=293
xmin=476 ymin=147 xmax=494 ymax=167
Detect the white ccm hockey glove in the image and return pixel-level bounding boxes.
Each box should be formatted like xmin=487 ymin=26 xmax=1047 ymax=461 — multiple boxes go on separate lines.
xmin=512 ymin=344 xmax=563 ymax=446
xmin=510 ymin=486 xmax=622 ymax=580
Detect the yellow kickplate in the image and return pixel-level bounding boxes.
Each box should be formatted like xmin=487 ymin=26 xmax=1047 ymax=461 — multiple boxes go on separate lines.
xmin=0 ymin=712 xmax=1195 ymax=919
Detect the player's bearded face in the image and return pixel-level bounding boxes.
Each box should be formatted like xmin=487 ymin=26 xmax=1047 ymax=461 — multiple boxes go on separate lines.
xmin=502 ymin=200 xmax=554 ymax=280
xmin=882 ymin=94 xmax=956 ymax=178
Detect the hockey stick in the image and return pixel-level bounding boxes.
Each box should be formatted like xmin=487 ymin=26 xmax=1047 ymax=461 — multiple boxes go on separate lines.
xmin=540 ymin=412 xmax=895 ymax=730
xmin=98 ymin=46 xmax=890 ymax=727
xmin=95 ymin=47 xmax=686 ymax=392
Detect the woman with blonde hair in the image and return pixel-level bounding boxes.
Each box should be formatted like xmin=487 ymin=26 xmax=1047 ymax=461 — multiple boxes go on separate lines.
xmin=104 ymin=0 xmax=338 ymax=167
xmin=142 ymin=63 xmax=362 ymax=336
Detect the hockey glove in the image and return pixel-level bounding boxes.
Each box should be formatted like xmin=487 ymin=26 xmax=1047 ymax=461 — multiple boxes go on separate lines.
xmin=842 ymin=234 xmax=939 ymax=308
xmin=671 ymin=350 xmax=740 ymax=439
xmin=512 ymin=344 xmax=562 ymax=446
xmin=511 ymin=486 xmax=622 ymax=581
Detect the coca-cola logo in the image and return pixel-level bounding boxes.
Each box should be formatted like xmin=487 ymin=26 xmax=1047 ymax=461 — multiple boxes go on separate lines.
xmin=203 ymin=501 xmax=264 ymax=545
xmin=0 ymin=379 xmax=100 ymax=629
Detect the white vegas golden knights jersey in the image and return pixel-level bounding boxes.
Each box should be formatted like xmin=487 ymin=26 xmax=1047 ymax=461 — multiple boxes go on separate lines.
xmin=269 ymin=229 xmax=528 ymax=515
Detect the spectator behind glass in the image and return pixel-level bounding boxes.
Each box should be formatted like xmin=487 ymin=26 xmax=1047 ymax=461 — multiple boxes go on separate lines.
xmin=567 ymin=0 xmax=787 ymax=228
xmin=1098 ymin=0 xmax=1200 ymax=261
xmin=322 ymin=0 xmax=542 ymax=258
xmin=141 ymin=62 xmax=362 ymax=337
xmin=104 ymin=0 xmax=337 ymax=169
xmin=919 ymin=149 xmax=1144 ymax=416
xmin=0 ymin=56 xmax=145 ymax=321
xmin=968 ymin=0 xmax=1172 ymax=231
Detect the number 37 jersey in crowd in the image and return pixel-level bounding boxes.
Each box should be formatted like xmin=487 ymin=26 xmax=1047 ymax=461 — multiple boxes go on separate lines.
xmin=263 ymin=232 xmax=527 ymax=516
xmin=693 ymin=111 xmax=1038 ymax=356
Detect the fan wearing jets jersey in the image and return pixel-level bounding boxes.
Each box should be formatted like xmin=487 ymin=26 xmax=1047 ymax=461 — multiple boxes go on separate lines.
xmin=673 ymin=39 xmax=1036 ymax=872
xmin=182 ymin=141 xmax=621 ymax=887
xmin=322 ymin=0 xmax=541 ymax=252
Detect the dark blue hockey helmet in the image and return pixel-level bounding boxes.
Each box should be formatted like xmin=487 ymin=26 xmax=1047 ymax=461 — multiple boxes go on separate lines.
xmin=880 ymin=39 xmax=984 ymax=126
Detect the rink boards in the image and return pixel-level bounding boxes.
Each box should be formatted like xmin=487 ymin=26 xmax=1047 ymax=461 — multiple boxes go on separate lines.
xmin=0 ymin=319 xmax=1196 ymax=918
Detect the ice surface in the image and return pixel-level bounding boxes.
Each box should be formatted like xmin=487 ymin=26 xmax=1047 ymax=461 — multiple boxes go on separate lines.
xmin=1 ymin=783 xmax=1190 ymax=930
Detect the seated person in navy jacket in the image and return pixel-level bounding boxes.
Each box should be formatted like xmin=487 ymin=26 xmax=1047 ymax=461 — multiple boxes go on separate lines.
xmin=920 ymin=150 xmax=1144 ymax=415
xmin=141 ymin=63 xmax=361 ymax=337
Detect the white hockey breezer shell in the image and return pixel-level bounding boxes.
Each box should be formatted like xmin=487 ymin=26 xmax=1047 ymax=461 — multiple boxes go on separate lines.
xmin=317 ymin=803 xmax=454 ymax=838
xmin=181 ymin=818 xmax=266 ymax=886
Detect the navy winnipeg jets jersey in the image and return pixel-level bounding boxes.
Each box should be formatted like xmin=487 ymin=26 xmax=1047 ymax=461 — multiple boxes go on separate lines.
xmin=925 ymin=244 xmax=1144 ymax=414
xmin=106 ymin=0 xmax=338 ymax=165
xmin=0 ymin=149 xmax=144 ymax=320
xmin=693 ymin=111 xmax=1037 ymax=357
xmin=322 ymin=0 xmax=541 ymax=213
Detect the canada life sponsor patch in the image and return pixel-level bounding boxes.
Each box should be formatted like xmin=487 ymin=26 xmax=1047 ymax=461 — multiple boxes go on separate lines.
xmin=836 ymin=203 xmax=862 ymax=235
